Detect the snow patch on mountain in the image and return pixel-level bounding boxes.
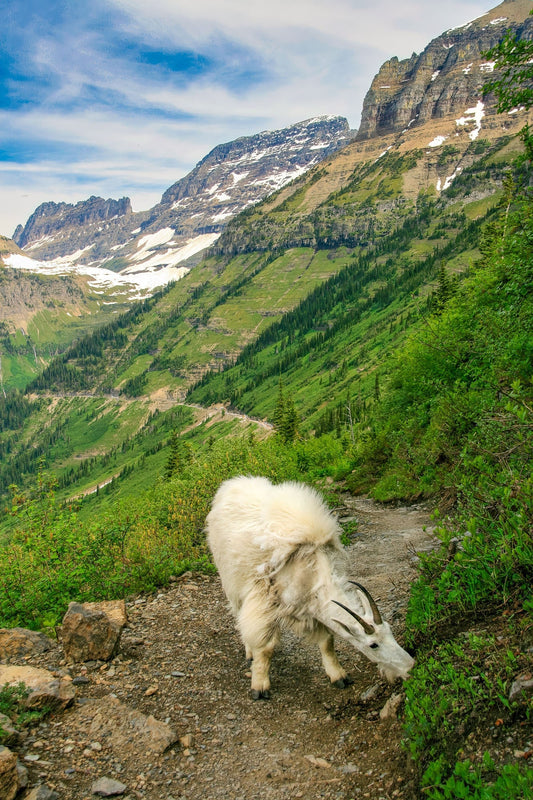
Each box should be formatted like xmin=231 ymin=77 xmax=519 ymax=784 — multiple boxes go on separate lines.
xmin=456 ymin=101 xmax=485 ymax=140
xmin=3 ymin=232 xmax=221 ymax=298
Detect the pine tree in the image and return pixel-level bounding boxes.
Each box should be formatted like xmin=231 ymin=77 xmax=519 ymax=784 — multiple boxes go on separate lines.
xmin=273 ymin=377 xmax=286 ymax=433
xmin=164 ymin=432 xmax=191 ymax=479
xmin=433 ymin=262 xmax=454 ymax=313
xmin=281 ymin=397 xmax=299 ymax=443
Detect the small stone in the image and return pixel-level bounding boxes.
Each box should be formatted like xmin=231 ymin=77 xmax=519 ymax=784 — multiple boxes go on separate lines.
xmin=171 ymin=671 xmax=186 ymax=678
xmin=91 ymin=776 xmax=128 ymax=796
xmin=339 ymin=763 xmax=359 ymax=774
xmin=509 ymin=677 xmax=533 ymax=703
xmin=305 ymin=755 xmax=331 ymax=768
xmin=380 ymin=693 xmax=403 ymax=720
xmin=360 ymin=683 xmax=380 ymax=702
xmin=73 ymin=676 xmax=90 ymax=685
xmin=24 ymin=753 xmax=41 ymax=762
xmin=179 ymin=734 xmax=194 ymax=748
xmin=144 ymin=685 xmax=158 ymax=696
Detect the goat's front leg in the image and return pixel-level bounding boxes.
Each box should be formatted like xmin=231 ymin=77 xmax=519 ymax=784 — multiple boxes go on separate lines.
xmin=317 ymin=627 xmax=353 ymax=689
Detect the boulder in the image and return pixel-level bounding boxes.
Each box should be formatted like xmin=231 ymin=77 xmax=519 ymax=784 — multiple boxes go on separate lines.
xmin=61 ymin=600 xmax=127 ymax=662
xmin=0 ymin=665 xmax=75 ymax=710
xmin=0 ymin=628 xmax=55 ymax=661
xmin=0 ymin=745 xmax=18 ymax=800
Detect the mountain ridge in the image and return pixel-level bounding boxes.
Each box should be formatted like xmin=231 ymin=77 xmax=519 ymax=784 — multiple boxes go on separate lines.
xmin=11 ymin=116 xmax=355 ymax=279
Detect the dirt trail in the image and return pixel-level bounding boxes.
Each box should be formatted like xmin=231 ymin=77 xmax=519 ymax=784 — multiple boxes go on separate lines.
xmin=17 ymin=497 xmax=436 ymax=800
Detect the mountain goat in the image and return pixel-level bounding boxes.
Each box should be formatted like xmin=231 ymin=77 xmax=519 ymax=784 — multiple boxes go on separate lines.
xmin=206 ymin=476 xmax=414 ymax=699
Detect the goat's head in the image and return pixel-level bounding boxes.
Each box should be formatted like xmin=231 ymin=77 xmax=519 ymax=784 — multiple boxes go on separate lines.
xmin=331 ymin=582 xmax=414 ymax=682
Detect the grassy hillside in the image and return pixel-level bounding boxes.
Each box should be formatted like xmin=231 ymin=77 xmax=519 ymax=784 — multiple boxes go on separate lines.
xmin=23 ymin=135 xmax=518 ymax=412
xmin=0 ymin=265 xmax=131 ymax=391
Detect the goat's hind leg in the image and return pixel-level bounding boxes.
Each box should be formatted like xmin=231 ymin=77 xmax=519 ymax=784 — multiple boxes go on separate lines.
xmin=238 ymin=594 xmax=279 ymax=700
xmin=316 ymin=625 xmax=353 ymax=689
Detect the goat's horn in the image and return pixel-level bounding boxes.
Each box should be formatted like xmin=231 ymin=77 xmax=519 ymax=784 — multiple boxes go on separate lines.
xmin=349 ymin=581 xmax=383 ymax=625
xmin=331 ymin=599 xmax=375 ymax=635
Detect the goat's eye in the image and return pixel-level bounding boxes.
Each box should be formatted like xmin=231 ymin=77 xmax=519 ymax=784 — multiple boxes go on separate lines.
xmin=369 ymin=642 xmax=379 ymax=649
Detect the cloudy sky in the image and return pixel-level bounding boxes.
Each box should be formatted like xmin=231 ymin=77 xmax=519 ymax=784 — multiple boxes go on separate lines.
xmin=2 ymin=0 xmax=491 ymax=238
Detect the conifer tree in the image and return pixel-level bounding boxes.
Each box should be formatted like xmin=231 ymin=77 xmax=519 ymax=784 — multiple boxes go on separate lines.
xmin=281 ymin=396 xmax=299 ymax=444
xmin=273 ymin=377 xmax=286 ymax=433
xmin=164 ymin=432 xmax=191 ymax=478
xmin=433 ymin=262 xmax=454 ymax=313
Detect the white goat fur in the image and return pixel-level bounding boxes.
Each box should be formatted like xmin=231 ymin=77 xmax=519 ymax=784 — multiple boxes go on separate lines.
xmin=206 ymin=476 xmax=414 ymax=698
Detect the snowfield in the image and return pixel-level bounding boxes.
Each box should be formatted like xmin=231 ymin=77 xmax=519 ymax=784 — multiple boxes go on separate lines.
xmin=3 ymin=231 xmax=221 ymax=298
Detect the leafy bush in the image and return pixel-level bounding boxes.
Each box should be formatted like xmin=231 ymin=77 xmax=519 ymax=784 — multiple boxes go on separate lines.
xmin=0 ymin=436 xmax=302 ymax=629
xmin=403 ymin=635 xmax=532 ymax=797
xmin=0 ymin=683 xmax=50 ymax=736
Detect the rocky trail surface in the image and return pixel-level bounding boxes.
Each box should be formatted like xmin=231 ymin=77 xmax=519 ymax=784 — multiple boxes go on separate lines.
xmin=3 ymin=497 xmax=436 ymax=800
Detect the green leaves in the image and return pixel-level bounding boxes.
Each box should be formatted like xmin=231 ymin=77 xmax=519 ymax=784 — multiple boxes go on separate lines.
xmin=483 ymin=25 xmax=533 ymax=113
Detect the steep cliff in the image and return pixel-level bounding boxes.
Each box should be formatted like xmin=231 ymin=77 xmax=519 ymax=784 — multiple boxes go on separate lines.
xmin=357 ymin=0 xmax=533 ymax=141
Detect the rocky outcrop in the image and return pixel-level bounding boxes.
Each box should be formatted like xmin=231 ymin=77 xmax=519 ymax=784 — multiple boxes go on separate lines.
xmin=13 ymin=197 xmax=132 ymax=251
xmin=357 ymin=0 xmax=533 ymax=140
xmin=0 ymin=745 xmax=19 ymax=800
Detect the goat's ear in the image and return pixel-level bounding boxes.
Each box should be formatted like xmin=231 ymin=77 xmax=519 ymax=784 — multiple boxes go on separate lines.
xmin=349 ymin=581 xmax=383 ymax=625
xmin=332 ymin=618 xmax=354 ymax=636
xmin=332 ymin=599 xmax=375 ymax=635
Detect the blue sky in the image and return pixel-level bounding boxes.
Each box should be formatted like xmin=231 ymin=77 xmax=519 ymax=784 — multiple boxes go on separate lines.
xmin=1 ymin=0 xmax=490 ymax=238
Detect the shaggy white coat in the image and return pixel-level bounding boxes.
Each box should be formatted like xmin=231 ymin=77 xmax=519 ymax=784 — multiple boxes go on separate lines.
xmin=207 ymin=476 xmax=414 ymax=698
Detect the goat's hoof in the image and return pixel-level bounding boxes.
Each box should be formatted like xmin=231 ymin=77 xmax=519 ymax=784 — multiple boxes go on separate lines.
xmin=333 ymin=676 xmax=354 ymax=689
xmin=251 ymin=689 xmax=271 ymax=700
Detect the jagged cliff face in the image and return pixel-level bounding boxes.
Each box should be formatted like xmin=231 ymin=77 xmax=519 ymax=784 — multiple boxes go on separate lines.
xmin=13 ymin=197 xmax=132 ymax=250
xmin=11 ymin=117 xmax=354 ymax=280
xmin=357 ymin=0 xmax=533 ymax=141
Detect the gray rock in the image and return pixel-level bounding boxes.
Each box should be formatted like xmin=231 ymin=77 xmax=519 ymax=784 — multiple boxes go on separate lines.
xmin=359 ymin=683 xmax=380 ymax=702
xmin=0 ymin=712 xmax=20 ymax=746
xmin=509 ymin=677 xmax=533 ymax=703
xmin=16 ymin=760 xmax=29 ymax=789
xmin=91 ymin=776 xmax=128 ymax=796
